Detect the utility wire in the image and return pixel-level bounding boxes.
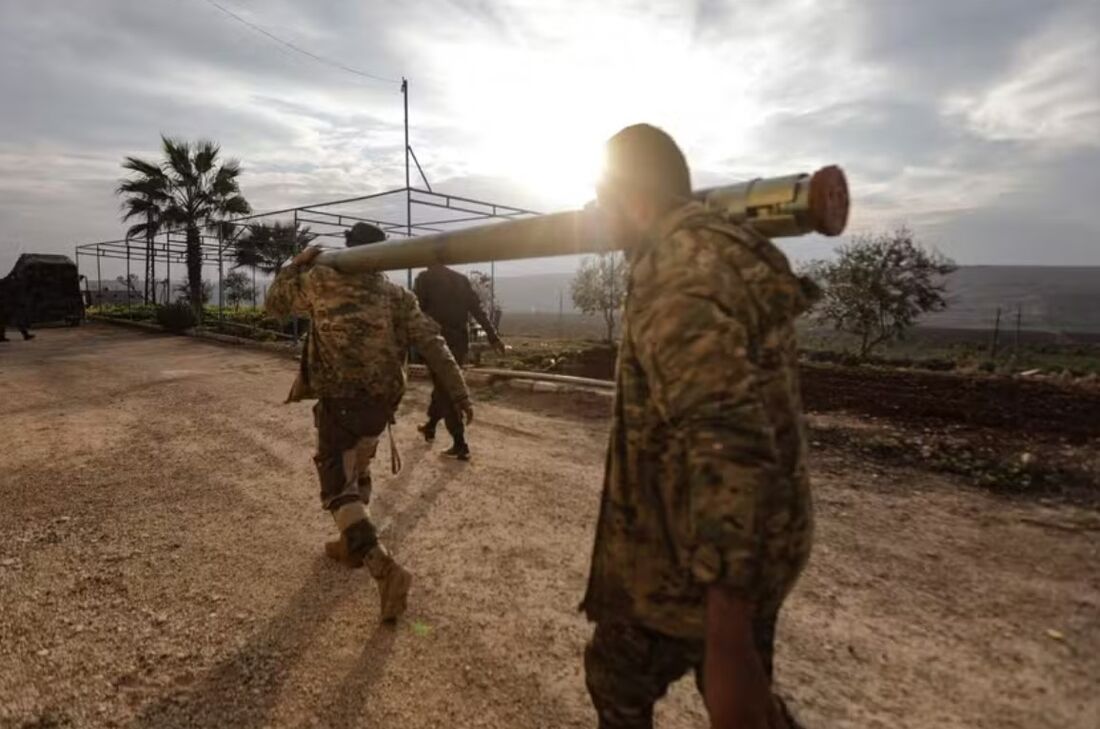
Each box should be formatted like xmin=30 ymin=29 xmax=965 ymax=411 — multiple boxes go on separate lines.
xmin=201 ymin=0 xmax=401 ymax=84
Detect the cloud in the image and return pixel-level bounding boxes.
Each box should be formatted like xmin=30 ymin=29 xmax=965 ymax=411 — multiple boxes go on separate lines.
xmin=1 ymin=0 xmax=1098 ymax=278
xmin=944 ymin=8 xmax=1100 ymax=147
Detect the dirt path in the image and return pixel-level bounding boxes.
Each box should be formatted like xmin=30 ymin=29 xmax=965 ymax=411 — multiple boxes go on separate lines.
xmin=1 ymin=325 xmax=1097 ymax=729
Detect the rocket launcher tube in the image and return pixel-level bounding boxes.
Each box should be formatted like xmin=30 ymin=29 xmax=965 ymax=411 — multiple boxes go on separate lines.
xmin=315 ymin=166 xmax=848 ymax=274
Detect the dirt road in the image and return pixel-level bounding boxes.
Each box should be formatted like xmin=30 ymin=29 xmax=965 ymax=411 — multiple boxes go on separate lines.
xmin=1 ymin=325 xmax=1097 ymax=728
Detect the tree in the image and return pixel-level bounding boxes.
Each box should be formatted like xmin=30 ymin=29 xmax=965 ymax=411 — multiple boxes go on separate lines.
xmin=174 ymin=280 xmax=213 ymax=305
xmin=223 ymin=270 xmax=253 ymax=309
xmin=468 ymin=270 xmax=503 ymax=331
xmin=116 ymin=274 xmax=140 ymax=295
xmin=233 ymin=221 xmax=316 ymax=276
xmin=116 ymin=156 xmax=169 ymax=304
xmin=571 ymin=252 xmax=628 ymax=342
xmin=159 ymin=136 xmax=251 ymax=316
xmin=804 ymin=227 xmax=956 ymax=357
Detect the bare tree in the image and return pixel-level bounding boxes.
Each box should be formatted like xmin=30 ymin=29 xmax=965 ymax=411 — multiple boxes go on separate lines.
xmin=804 ymin=227 xmax=956 ymax=357
xmin=468 ymin=270 xmax=502 ymax=331
xmin=115 ymin=273 xmax=140 ymax=295
xmin=571 ymin=252 xmax=628 ymax=342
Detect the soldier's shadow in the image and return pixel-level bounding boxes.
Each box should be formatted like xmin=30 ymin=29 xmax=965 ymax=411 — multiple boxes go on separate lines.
xmin=128 ymin=556 xmax=358 ymax=729
xmin=128 ymin=447 xmax=462 ymax=729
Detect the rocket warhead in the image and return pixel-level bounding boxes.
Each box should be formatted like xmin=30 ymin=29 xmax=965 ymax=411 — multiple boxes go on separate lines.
xmin=315 ymin=166 xmax=849 ymax=274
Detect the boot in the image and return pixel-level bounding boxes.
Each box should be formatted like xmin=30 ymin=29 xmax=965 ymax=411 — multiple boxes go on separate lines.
xmin=323 ymin=533 xmax=365 ymax=569
xmin=365 ymin=546 xmax=412 ymax=622
xmin=442 ymin=442 xmax=470 ymax=461
xmin=417 ymin=421 xmax=436 ymax=443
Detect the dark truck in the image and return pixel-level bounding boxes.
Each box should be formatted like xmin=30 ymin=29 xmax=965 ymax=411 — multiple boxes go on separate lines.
xmin=2 ymin=254 xmax=85 ymax=327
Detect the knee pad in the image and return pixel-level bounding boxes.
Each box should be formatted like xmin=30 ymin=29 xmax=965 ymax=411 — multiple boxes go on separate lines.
xmin=343 ymin=519 xmax=379 ymax=560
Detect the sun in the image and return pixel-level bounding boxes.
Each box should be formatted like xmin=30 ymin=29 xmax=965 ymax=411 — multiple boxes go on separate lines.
xmin=418 ymin=7 xmax=765 ymax=210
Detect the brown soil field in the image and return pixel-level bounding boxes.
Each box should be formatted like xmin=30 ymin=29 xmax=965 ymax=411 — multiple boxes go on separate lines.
xmin=1 ymin=324 xmax=1097 ymax=728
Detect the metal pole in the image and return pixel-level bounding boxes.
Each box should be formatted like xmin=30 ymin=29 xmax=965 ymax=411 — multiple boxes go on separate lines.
xmin=165 ymin=232 xmax=170 ymax=304
xmin=490 ymin=260 xmax=496 ymax=319
xmin=1015 ymin=304 xmax=1022 ymax=357
xmin=126 ymin=237 xmax=132 ymax=316
xmin=95 ymin=246 xmax=103 ymax=309
xmin=403 ymin=77 xmax=412 ymax=289
xmin=989 ymin=306 xmax=1001 ymax=359
xmin=145 ymin=209 xmax=153 ymax=303
xmin=292 ymin=210 xmax=299 ymax=339
xmin=558 ymin=289 xmax=563 ymax=338
xmin=218 ymin=231 xmax=224 ymax=323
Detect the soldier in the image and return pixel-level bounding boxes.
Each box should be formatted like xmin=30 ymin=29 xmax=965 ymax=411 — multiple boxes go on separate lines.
xmin=580 ymin=125 xmax=817 ymax=728
xmin=266 ymin=222 xmax=473 ymax=623
xmin=0 ymin=274 xmax=34 ymax=342
xmin=413 ymin=264 xmax=506 ymax=460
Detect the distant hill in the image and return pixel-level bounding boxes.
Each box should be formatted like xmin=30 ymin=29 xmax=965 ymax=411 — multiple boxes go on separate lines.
xmin=87 ymin=265 xmax=1100 ymax=334
xmin=489 ymin=266 xmax=1100 ymax=333
xmin=923 ymin=266 xmax=1100 ymax=333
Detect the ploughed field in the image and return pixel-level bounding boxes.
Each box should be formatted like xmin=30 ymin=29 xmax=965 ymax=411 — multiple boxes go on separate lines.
xmin=1 ymin=325 xmax=1096 ymax=728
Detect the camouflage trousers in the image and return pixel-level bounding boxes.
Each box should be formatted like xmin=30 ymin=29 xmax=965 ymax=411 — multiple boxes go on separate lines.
xmin=313 ymin=397 xmax=389 ymax=559
xmin=585 ymin=613 xmax=800 ymax=729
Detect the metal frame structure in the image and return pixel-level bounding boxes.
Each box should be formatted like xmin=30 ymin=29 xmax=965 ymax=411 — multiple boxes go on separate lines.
xmin=74 ymin=79 xmax=540 ymax=338
xmin=75 ymin=185 xmax=541 ymax=337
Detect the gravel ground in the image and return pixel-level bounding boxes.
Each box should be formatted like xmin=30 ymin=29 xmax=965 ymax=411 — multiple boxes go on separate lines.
xmin=1 ymin=324 xmax=1097 ymax=728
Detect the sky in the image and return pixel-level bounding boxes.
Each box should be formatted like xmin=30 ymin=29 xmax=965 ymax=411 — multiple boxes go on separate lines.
xmin=1 ymin=0 xmax=1098 ymax=279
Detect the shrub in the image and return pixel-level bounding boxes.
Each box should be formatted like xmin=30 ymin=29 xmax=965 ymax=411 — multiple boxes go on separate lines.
xmin=156 ymin=302 xmax=197 ymax=333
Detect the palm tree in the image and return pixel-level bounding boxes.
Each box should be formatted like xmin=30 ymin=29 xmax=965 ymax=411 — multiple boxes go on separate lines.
xmin=234 ymin=221 xmax=317 ymax=276
xmin=159 ymin=136 xmax=251 ymax=316
xmin=116 ymin=157 xmax=168 ymax=304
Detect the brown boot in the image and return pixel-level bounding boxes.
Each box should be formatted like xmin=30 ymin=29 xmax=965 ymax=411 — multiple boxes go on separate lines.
xmin=365 ymin=546 xmax=412 ymax=622
xmin=323 ymin=534 xmax=364 ymax=568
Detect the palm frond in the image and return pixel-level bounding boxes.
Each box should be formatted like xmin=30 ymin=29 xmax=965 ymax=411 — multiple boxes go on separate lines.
xmin=193 ymin=140 xmax=220 ymax=176
xmin=121 ymin=156 xmax=163 ymax=178
xmin=161 ymin=135 xmax=195 ymax=183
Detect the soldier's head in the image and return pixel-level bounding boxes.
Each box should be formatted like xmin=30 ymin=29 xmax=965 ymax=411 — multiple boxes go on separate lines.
xmin=597 ymin=124 xmax=691 ymax=239
xmin=344 ymin=222 xmax=387 ymax=248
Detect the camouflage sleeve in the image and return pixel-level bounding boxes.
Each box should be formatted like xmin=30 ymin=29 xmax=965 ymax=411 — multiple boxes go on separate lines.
xmin=264 ymin=263 xmax=312 ymax=319
xmin=629 ymin=228 xmax=780 ymax=592
xmin=463 ymin=277 xmax=500 ymax=343
xmin=399 ymin=289 xmax=471 ymax=405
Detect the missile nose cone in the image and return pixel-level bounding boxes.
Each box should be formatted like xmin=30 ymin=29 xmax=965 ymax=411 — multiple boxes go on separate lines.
xmin=809 ymin=165 xmax=849 ymax=237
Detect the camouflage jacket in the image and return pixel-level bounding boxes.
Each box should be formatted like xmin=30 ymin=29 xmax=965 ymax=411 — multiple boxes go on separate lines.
xmin=266 ymin=263 xmax=469 ymax=409
xmin=581 ymin=202 xmax=816 ymax=639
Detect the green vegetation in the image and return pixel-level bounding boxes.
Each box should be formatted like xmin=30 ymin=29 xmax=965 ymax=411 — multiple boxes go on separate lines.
xmin=801 ymin=326 xmax=1100 ymax=376
xmin=234 ymin=221 xmax=315 ymax=276
xmin=156 ymin=302 xmax=198 ymax=332
xmin=116 ymin=136 xmax=251 ymax=317
xmin=88 ymin=303 xmax=296 ymax=343
xmin=570 ymin=252 xmax=627 ymax=342
xmin=803 ymin=227 xmax=956 ymax=357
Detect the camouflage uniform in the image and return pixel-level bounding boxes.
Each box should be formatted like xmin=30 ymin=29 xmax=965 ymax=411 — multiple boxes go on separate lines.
xmin=581 ymin=201 xmax=817 ymax=728
xmin=266 ymin=261 xmax=468 ymax=615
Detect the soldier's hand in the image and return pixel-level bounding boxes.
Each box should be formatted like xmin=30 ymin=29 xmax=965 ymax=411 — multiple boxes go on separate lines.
xmin=293 ymin=246 xmax=324 ymax=267
xmin=492 ymin=338 xmax=508 ymax=356
xmin=458 ymin=400 xmax=475 ymax=424
xmin=704 ymin=587 xmax=780 ymax=729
